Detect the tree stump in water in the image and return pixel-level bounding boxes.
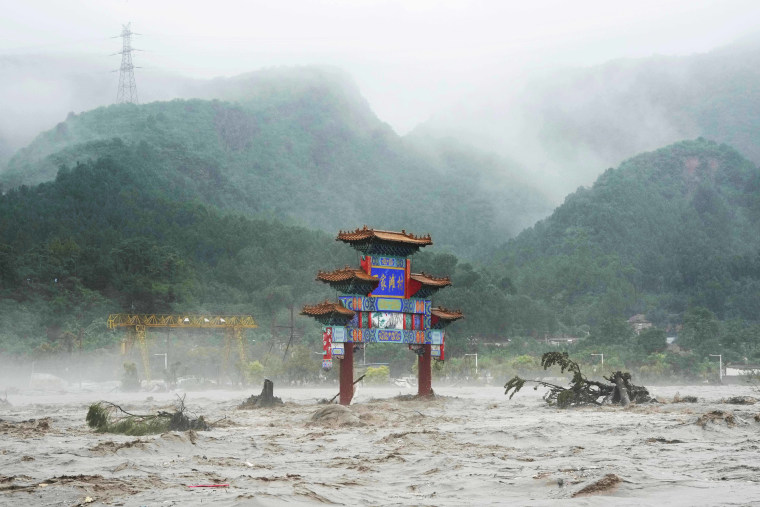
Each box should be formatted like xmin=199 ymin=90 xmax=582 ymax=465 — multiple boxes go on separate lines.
xmin=260 ymin=379 xmax=275 ymax=404
xmin=612 ymin=372 xmax=631 ymax=407
xmin=238 ymin=379 xmax=283 ymax=409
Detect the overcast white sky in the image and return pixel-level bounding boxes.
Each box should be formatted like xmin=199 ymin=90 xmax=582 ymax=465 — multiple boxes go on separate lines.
xmin=2 ymin=0 xmax=760 ymax=133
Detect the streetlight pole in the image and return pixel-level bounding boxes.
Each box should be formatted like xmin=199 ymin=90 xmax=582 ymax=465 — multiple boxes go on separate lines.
xmin=464 ymin=354 xmax=478 ymax=375
xmin=709 ymin=354 xmax=723 ymax=382
xmin=154 ymin=353 xmax=167 ymax=370
xmin=591 ymin=353 xmax=604 ymax=369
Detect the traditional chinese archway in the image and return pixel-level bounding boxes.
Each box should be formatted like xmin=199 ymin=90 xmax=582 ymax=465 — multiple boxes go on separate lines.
xmin=301 ymin=226 xmax=463 ymax=405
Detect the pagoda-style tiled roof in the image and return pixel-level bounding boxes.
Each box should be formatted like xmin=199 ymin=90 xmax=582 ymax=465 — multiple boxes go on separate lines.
xmin=301 ymin=300 xmax=356 ymax=326
xmin=301 ymin=300 xmax=355 ymax=317
xmin=316 ymin=266 xmax=380 ymax=296
xmin=410 ymin=272 xmax=451 ymax=288
xmin=317 ymin=266 xmax=379 ymax=284
xmin=337 ymin=226 xmax=432 ymax=256
xmin=431 ymin=307 xmax=464 ymax=322
xmin=407 ymin=271 xmax=451 ymax=298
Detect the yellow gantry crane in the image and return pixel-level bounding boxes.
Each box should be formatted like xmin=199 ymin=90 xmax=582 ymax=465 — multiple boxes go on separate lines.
xmin=107 ymin=314 xmax=257 ymax=382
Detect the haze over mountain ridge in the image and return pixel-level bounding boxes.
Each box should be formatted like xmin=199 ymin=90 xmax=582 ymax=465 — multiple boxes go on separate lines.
xmin=4 ymin=36 xmax=760 ymax=260
xmin=491 ymin=138 xmax=760 ymax=330
xmin=0 ymin=66 xmax=551 ymax=260
xmin=413 ymin=36 xmax=760 ymax=202
xmin=0 ymin=80 xmax=758 ymax=366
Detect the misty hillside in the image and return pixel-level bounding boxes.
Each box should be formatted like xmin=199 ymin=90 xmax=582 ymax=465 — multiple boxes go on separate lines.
xmin=494 ymin=139 xmax=760 ymax=328
xmin=0 ymin=67 xmax=551 ymax=259
xmin=0 ymin=153 xmax=520 ymax=355
xmin=0 ymin=53 xmax=210 ymax=166
xmin=416 ymin=38 xmax=760 ymax=201
xmin=0 ymin=155 xmax=352 ymax=353
xmin=1 ymin=135 xmax=758 ymax=366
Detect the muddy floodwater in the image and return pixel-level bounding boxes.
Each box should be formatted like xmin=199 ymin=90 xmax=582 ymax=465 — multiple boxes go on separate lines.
xmin=2 ymin=382 xmax=760 ymax=506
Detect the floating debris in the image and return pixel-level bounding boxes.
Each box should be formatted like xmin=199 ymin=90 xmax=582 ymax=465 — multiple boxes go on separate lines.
xmin=672 ymin=392 xmax=698 ymax=403
xmin=722 ymin=396 xmax=757 ymax=405
xmin=0 ymin=418 xmax=54 ymax=438
xmin=86 ymin=395 xmax=208 ymax=435
xmin=504 ymin=352 xmax=651 ymax=408
xmin=646 ymin=437 xmax=685 ymax=444
xmin=572 ymin=474 xmax=622 ymax=497
xmin=310 ymin=405 xmax=362 ymax=427
xmin=695 ymin=410 xmax=736 ymax=428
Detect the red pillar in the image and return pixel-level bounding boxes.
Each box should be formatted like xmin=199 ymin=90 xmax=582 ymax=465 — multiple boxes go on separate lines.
xmin=418 ymin=344 xmax=433 ymax=397
xmin=339 ymin=345 xmax=354 ymax=405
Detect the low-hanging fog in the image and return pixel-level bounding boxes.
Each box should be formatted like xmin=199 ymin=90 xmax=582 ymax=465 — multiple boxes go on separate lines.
xmin=2 ymin=0 xmax=760 ymax=201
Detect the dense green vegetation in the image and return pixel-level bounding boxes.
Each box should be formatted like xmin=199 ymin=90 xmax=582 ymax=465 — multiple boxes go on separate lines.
xmin=468 ymin=139 xmax=760 ymax=375
xmin=0 ymin=153 xmax=353 ymax=353
xmin=0 ymin=69 xmax=758 ymax=383
xmin=2 ymin=138 xmax=758 ymax=381
xmin=496 ymin=139 xmax=760 ymax=323
xmin=0 ymin=69 xmax=550 ymax=260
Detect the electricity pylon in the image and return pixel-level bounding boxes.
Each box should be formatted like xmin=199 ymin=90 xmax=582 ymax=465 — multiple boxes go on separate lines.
xmin=114 ymin=23 xmax=139 ymax=104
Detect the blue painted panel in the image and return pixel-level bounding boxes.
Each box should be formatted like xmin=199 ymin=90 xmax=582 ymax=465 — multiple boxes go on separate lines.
xmin=376 ymin=329 xmax=404 ymax=342
xmin=331 ymin=343 xmax=345 ymax=358
xmin=370 ymin=256 xmax=405 ymax=268
xmin=376 ymin=298 xmax=403 ymax=312
xmin=370 ymin=265 xmax=405 ymax=298
xmin=340 ymin=328 xmax=431 ymax=344
xmin=333 ymin=327 xmax=346 ymax=343
xmin=339 ymin=296 xmax=431 ymax=315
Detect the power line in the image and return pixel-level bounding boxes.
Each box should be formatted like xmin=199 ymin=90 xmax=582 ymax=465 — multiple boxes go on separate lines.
xmin=113 ymin=23 xmax=139 ymax=104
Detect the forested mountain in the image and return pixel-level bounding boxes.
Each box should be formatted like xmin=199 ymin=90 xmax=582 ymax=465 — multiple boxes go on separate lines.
xmin=494 ymin=139 xmax=760 ymax=331
xmin=416 ymin=38 xmax=760 ymax=201
xmin=2 ymin=65 xmax=759 ymax=376
xmin=0 ymin=154 xmax=352 ymax=353
xmin=0 ymin=151 xmax=526 ymax=357
xmin=0 ymin=67 xmax=551 ymax=259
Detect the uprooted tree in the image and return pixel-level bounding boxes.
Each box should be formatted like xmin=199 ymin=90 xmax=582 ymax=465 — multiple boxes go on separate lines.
xmin=504 ymin=352 xmax=651 ymax=408
xmin=86 ymin=394 xmax=209 ymax=435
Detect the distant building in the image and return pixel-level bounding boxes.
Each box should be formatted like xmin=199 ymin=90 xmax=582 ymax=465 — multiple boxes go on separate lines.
xmin=628 ymin=314 xmax=653 ymax=335
xmin=540 ymin=334 xmax=579 ymax=346
xmin=724 ymin=363 xmax=760 ymax=385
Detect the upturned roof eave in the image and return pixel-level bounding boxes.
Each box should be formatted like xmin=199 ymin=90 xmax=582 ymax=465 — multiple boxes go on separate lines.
xmin=336 ymin=226 xmax=432 ymax=247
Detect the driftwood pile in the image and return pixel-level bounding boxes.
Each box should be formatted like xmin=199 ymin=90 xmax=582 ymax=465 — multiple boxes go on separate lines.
xmin=504 ymin=352 xmax=651 ymax=408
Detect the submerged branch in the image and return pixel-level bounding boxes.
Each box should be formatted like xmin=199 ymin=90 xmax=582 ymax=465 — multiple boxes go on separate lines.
xmin=504 ymin=352 xmax=651 ymax=408
xmin=86 ymin=395 xmax=209 ymax=435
